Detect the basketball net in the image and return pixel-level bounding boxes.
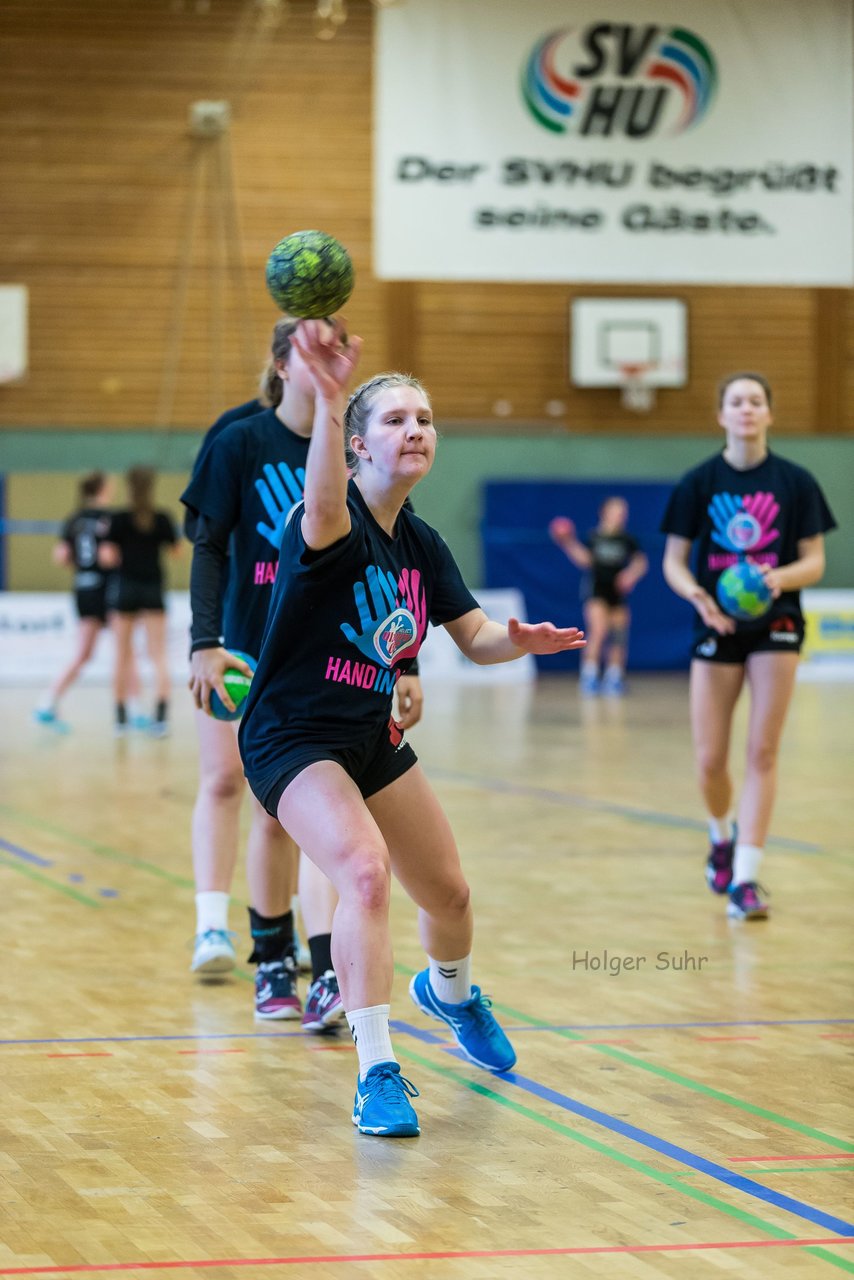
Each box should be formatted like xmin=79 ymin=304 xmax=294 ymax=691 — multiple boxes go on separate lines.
xmin=618 ymin=362 xmax=656 ymax=414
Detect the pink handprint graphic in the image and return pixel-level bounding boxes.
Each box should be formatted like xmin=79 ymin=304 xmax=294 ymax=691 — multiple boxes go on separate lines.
xmin=395 ymin=568 xmax=428 ymax=649
xmin=741 ymin=492 xmax=780 ymax=551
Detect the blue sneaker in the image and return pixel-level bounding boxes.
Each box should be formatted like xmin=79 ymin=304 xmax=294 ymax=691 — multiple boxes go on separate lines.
xmin=190 ymin=928 xmax=237 ymax=975
xmin=601 ymin=668 xmax=626 ymax=697
xmin=409 ymin=970 xmax=517 ymax=1073
xmin=727 ymin=882 xmax=769 ymax=921
xmin=352 ymin=1062 xmax=420 ymax=1137
xmin=33 ymin=707 xmax=70 ymax=733
xmin=579 ymin=668 xmax=599 ymax=696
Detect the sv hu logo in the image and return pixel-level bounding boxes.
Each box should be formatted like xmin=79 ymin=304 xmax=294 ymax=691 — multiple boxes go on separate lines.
xmin=522 ymin=23 xmax=718 ymax=138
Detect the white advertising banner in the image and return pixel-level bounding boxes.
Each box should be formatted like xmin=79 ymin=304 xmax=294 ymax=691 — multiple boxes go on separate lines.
xmin=374 ymin=0 xmax=854 ymax=285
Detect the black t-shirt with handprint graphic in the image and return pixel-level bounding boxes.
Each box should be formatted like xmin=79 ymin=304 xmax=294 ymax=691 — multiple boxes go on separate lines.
xmin=660 ymin=451 xmax=836 ymax=633
xmin=181 ymin=408 xmax=310 ymax=658
xmin=239 ymin=482 xmax=477 ymax=802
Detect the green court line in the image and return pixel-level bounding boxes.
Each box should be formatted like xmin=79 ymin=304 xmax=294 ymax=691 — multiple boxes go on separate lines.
xmin=0 ymin=804 xmax=194 ymax=889
xmin=396 ymin=1045 xmax=854 ymax=1275
xmin=489 ymin=997 xmax=854 ymax=1154
xmin=0 ymin=850 xmax=102 ymax=907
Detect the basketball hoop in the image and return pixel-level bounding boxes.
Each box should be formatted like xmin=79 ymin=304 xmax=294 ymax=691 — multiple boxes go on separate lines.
xmin=618 ymin=362 xmax=657 ymax=414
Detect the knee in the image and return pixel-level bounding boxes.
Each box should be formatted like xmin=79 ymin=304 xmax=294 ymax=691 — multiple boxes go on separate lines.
xmin=440 ymin=878 xmax=471 ymax=920
xmin=199 ymin=765 xmax=244 ymax=805
xmin=346 ymin=848 xmax=391 ymax=915
xmin=696 ymin=749 xmax=727 ymax=781
xmin=746 ymin=739 xmax=777 ymax=775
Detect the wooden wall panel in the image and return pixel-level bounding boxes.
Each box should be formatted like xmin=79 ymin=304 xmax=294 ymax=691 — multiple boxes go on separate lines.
xmin=0 ymin=0 xmax=850 ymax=434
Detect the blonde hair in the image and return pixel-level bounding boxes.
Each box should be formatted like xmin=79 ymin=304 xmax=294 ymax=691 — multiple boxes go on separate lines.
xmin=259 ymin=318 xmax=300 ymax=407
xmin=343 ymin=373 xmax=431 ymax=472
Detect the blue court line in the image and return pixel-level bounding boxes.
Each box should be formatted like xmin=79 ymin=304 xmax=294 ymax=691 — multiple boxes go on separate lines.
xmin=436 ymin=1045 xmax=854 ymax=1239
xmin=426 ymin=767 xmax=821 ymax=852
xmin=0 ymin=837 xmax=52 ymax=868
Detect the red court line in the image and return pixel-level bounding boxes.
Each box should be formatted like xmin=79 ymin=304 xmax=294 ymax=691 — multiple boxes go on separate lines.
xmin=45 ymin=1053 xmax=113 ymax=1059
xmin=730 ymin=1154 xmax=854 ymax=1163
xmin=821 ymin=1033 xmax=854 ymax=1039
xmin=2 ymin=1237 xmax=853 ymax=1274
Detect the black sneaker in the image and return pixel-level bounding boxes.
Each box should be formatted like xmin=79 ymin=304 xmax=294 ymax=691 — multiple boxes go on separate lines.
xmin=301 ymin=970 xmax=345 ymax=1032
xmin=254 ymin=956 xmax=301 ymax=1020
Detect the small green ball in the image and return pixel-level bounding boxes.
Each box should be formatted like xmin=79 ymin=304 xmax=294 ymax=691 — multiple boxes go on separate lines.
xmin=265 ymin=230 xmax=354 ymax=318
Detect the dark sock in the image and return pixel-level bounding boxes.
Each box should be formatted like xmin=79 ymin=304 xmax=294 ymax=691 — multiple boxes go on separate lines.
xmin=155 ymin=699 xmax=168 ymax=723
xmin=116 ymin=703 xmax=127 ymax=725
xmin=309 ymin=933 xmax=333 ymax=982
xmin=247 ymin=907 xmax=295 ymax=965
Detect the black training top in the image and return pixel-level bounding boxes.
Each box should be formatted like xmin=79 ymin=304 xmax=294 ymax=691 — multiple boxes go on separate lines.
xmin=183 ymin=398 xmax=263 ymax=543
xmin=660 ymin=450 xmax=836 ymax=631
xmin=107 ymin=511 xmax=178 ymax=586
xmin=239 ymin=483 xmax=477 ymax=801
xmin=584 ymin=530 xmax=642 ymax=600
xmin=61 ymin=506 xmax=113 ymax=592
xmin=181 ymin=407 xmax=310 ymax=658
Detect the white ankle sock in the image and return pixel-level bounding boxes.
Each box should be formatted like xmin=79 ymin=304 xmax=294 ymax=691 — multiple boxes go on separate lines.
xmin=347 ymin=1004 xmax=395 ymax=1079
xmin=732 ymin=843 xmax=763 ymax=886
xmin=428 ymin=955 xmax=472 ymax=1004
xmin=582 ymin=660 xmax=598 ymax=676
xmin=195 ymin=891 xmax=230 ymax=934
xmin=708 ymin=814 xmax=734 ymax=844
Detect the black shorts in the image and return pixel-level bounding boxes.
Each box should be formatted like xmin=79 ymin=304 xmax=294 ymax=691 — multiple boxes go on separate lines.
xmin=75 ymin=586 xmax=108 ymax=623
xmin=584 ymin=587 xmax=626 ymax=609
xmin=692 ymin=615 xmax=804 ymax=664
xmin=254 ymin=718 xmax=419 ymax=819
xmin=108 ymin=578 xmax=165 ymax=614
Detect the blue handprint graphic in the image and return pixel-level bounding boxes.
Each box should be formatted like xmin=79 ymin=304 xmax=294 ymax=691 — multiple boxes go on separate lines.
xmin=340 ymin=565 xmax=425 ymax=667
xmin=255 ymin=461 xmax=306 ymax=549
xmin=708 ymin=491 xmax=780 ymax=554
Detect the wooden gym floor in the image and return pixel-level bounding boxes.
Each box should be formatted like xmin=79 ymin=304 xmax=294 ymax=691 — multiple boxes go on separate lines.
xmin=1 ymin=675 xmax=852 ymax=1279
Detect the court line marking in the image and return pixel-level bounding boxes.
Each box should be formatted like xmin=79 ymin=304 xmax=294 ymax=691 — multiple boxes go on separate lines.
xmin=426 ymin=766 xmax=821 ymax=851
xmin=504 ymin=1018 xmax=854 ymax=1030
xmin=0 ymin=850 xmax=102 ymax=908
xmin=0 ymin=1237 xmax=853 ymax=1276
xmin=394 ymin=1045 xmax=854 ymax=1276
xmin=676 ymin=1168 xmax=854 ymax=1176
xmin=0 ymin=1032 xmax=306 ymax=1047
xmin=489 ymin=1062 xmax=854 ymax=1237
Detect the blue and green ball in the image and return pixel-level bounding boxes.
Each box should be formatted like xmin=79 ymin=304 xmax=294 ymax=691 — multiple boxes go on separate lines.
xmin=716 ymin=561 xmax=772 ymax=621
xmin=210 ymin=651 xmax=257 ymax=721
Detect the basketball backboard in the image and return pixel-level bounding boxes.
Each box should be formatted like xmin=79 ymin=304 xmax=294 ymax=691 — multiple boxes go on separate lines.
xmin=570 ymin=297 xmax=687 ymax=389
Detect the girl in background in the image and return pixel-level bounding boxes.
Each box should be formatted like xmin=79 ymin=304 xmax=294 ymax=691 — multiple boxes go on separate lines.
xmin=104 ymin=466 xmax=181 ymax=737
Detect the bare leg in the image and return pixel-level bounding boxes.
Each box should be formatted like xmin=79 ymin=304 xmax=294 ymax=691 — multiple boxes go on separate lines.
xmin=605 ymin=604 xmax=630 ymax=673
xmin=111 ymin=613 xmax=136 ymax=708
xmin=191 ymin=713 xmax=244 ymax=894
xmin=46 ymin=617 xmax=102 ymax=705
xmin=140 ymin=610 xmax=170 ymax=704
xmin=582 ymin=598 xmax=609 ymax=672
xmin=298 ymin=852 xmax=338 ymax=939
xmin=737 ymin=652 xmax=800 ymax=847
xmin=689 ymin=659 xmax=745 ymax=820
xmin=246 ymin=794 xmax=299 ymax=918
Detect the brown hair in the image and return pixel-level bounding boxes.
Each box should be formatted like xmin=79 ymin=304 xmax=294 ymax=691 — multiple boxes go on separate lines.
xmin=259 ymin=318 xmax=299 ymax=408
xmin=79 ymin=471 xmax=106 ymax=503
xmin=343 ymin=373 xmax=431 ymax=472
xmin=126 ymin=465 xmax=156 ymax=532
xmin=717 ymin=371 xmax=773 ymax=409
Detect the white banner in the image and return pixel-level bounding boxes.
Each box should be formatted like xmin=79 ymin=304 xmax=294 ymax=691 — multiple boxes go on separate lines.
xmin=374 ymin=0 xmax=854 ymax=285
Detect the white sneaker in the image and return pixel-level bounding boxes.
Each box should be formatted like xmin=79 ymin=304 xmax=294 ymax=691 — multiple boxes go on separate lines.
xmin=191 ymin=928 xmax=237 ymax=975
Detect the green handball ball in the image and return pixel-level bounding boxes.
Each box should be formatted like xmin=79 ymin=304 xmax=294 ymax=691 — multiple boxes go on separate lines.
xmin=715 ymin=561 xmax=772 ymax=621
xmin=265 ymin=230 xmax=354 ymax=318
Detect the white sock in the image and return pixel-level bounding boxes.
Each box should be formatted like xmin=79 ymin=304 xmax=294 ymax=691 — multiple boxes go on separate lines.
xmin=347 ymin=1004 xmax=395 ymax=1079
xmin=36 ymin=692 xmax=57 ymax=713
xmin=732 ymin=843 xmax=763 ymax=886
xmin=604 ymin=663 xmax=623 ymax=678
xmin=195 ymin=891 xmax=230 ymax=934
xmin=428 ymin=955 xmax=472 ymax=1004
xmin=708 ymin=814 xmax=734 ymax=845
xmin=582 ymin=659 xmax=598 ymax=676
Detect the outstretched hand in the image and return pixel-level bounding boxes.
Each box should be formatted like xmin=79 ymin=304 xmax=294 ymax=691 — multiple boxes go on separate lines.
xmin=689 ymin=587 xmax=736 ymax=635
xmin=508 ymin=617 xmax=586 ymax=654
xmin=549 ymin=516 xmax=576 ymax=545
xmin=290 ymin=318 xmax=363 ymax=401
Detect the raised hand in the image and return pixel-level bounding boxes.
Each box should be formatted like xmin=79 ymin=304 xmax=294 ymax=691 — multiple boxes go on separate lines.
xmin=255 ymin=460 xmax=305 ymax=548
xmin=508 ymin=617 xmax=586 ymax=654
xmin=290 ymin=318 xmax=362 ymax=402
xmin=549 ymin=516 xmax=576 ymax=544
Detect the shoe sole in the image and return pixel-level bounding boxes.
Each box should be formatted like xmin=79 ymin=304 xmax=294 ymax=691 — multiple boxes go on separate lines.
xmin=408 ymin=976 xmax=516 ymax=1074
xmin=727 ymin=906 xmax=769 ymax=921
xmin=302 ymin=1005 xmax=346 ymax=1033
xmin=191 ymin=953 xmax=236 ymax=975
xmin=254 ymin=1005 xmax=302 ymax=1021
xmin=351 ymin=1114 xmax=420 ymax=1137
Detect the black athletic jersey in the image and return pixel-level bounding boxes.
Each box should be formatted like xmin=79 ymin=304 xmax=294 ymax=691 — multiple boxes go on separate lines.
xmin=239 ymin=483 xmax=478 ymax=801
xmin=106 ymin=510 xmax=178 ymax=586
xmin=184 ymin=398 xmax=263 ymax=542
xmin=181 ymin=407 xmax=310 ymax=657
xmin=660 ymin=451 xmax=836 ymax=632
xmin=61 ymin=506 xmax=113 ymax=591
xmin=584 ymin=530 xmax=641 ymax=599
